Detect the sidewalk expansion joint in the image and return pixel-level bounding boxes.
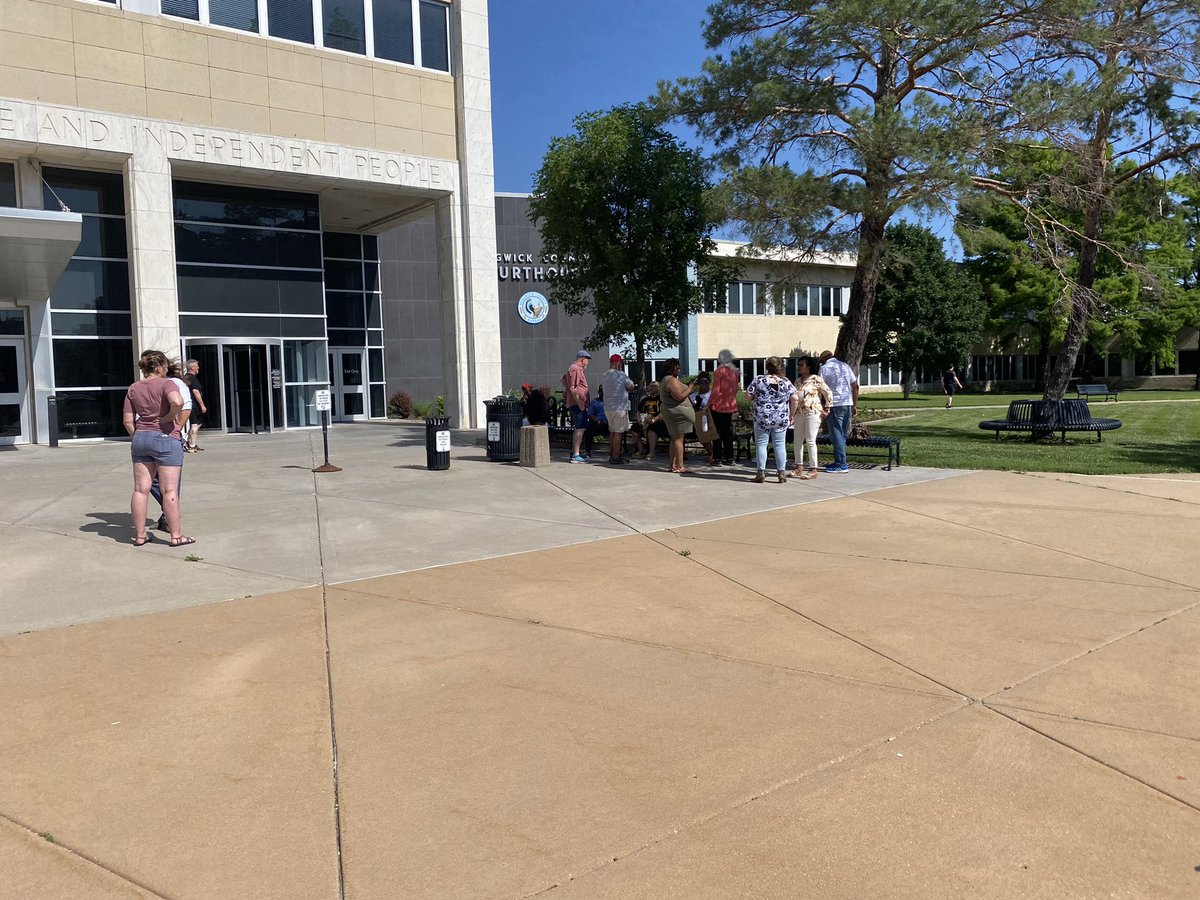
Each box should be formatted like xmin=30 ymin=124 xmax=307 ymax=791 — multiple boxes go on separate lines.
xmin=984 ymin=701 xmax=1200 ymax=744
xmin=1021 ymin=471 xmax=1200 ymax=509
xmin=523 ymin=701 xmax=972 ymax=898
xmin=643 ymin=532 xmax=971 ymax=701
xmin=978 ymin=598 xmax=1200 ymax=706
xmin=310 ymin=435 xmax=347 ymax=900
xmin=984 ymin=705 xmax=1200 ymax=815
xmin=331 ymin=582 xmax=959 ymax=701
xmin=851 ymin=491 xmax=1196 ymax=593
xmin=658 ymin=529 xmax=1186 ymax=593
xmin=0 ymin=810 xmax=172 ymax=899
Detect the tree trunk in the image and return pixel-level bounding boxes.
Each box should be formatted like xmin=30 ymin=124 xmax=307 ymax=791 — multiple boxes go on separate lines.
xmin=901 ymin=367 xmax=912 ymax=400
xmin=633 ymin=333 xmax=647 ymax=392
xmin=1043 ymin=117 xmax=1111 ymax=400
xmin=836 ymin=212 xmax=888 ymax=369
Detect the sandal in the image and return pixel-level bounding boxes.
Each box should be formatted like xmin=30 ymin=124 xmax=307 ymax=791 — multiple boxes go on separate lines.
xmin=168 ymin=536 xmax=197 ymax=547
xmin=133 ymin=534 xmax=151 ymax=546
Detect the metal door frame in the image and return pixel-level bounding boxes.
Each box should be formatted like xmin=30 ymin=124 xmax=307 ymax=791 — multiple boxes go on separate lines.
xmin=0 ymin=335 xmax=30 ymax=446
xmin=330 ymin=347 xmax=368 ymax=422
xmin=185 ymin=338 xmax=281 ymax=435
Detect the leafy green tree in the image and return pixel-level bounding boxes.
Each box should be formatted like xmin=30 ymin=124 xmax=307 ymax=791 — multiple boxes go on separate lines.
xmin=975 ymin=0 xmax=1200 ymax=398
xmin=661 ymin=0 xmax=1028 ymax=370
xmin=865 ymin=223 xmax=986 ymax=398
xmin=529 ymin=105 xmax=733 ymax=379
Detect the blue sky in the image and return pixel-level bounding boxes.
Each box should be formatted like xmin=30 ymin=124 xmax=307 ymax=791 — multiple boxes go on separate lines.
xmin=488 ymin=0 xmax=712 ymax=194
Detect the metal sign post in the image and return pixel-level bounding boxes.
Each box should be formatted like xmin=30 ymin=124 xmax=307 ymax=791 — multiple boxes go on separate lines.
xmin=312 ymin=389 xmax=341 ymax=473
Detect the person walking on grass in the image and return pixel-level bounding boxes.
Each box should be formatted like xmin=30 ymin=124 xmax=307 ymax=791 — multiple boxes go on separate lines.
xmin=561 ymin=350 xmax=592 ymax=463
xmin=792 ymin=355 xmax=832 ymax=479
xmin=599 ymin=353 xmax=635 ymax=464
xmin=819 ymin=349 xmax=858 ymax=474
xmin=746 ymin=356 xmax=799 ymax=484
xmin=942 ymin=364 xmax=964 ymax=408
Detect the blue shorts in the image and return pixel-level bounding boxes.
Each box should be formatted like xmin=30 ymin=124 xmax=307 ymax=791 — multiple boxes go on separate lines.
xmin=570 ymin=406 xmax=589 ymax=429
xmin=132 ymin=431 xmax=184 ymax=467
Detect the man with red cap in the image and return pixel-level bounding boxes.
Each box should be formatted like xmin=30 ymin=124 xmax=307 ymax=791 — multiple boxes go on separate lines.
xmin=599 ymin=353 xmax=636 ymax=464
xmin=521 ymin=382 xmax=550 ymax=426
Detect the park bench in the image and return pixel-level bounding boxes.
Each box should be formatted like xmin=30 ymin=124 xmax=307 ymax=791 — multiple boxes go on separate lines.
xmin=734 ymin=425 xmax=902 ymax=470
xmin=1058 ymin=399 xmax=1122 ymax=442
xmin=816 ymin=433 xmax=902 ymax=470
xmin=1076 ymin=383 xmax=1119 ymax=402
xmin=979 ymin=399 xmax=1122 ymax=443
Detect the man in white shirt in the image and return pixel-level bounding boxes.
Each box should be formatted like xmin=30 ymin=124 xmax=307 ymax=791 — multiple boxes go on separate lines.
xmin=598 ymin=353 xmax=636 ymax=464
xmin=819 ymin=350 xmax=858 ymax=473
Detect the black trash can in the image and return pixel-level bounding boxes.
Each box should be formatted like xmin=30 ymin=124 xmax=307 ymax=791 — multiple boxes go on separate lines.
xmin=425 ymin=416 xmax=450 ymax=470
xmin=484 ymin=396 xmax=523 ymax=462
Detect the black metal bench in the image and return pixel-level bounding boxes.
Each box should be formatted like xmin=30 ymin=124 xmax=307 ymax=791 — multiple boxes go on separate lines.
xmin=816 ymin=433 xmax=902 ymax=470
xmin=1076 ymin=383 xmax=1119 ymax=402
xmin=979 ymin=399 xmax=1122 ymax=443
xmin=1058 ymin=399 xmax=1122 ymax=442
xmin=733 ymin=426 xmax=901 ymax=470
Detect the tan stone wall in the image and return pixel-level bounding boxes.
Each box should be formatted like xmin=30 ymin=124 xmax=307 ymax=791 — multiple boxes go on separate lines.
xmin=696 ymin=315 xmax=842 ymax=360
xmin=0 ymin=0 xmax=456 ymax=158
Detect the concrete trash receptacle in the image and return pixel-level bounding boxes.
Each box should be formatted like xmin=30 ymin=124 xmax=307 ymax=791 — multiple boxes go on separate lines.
xmin=519 ymin=425 xmax=550 ymax=467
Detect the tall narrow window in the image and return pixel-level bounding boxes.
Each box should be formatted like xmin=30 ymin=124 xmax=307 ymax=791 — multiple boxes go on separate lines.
xmin=161 ymin=0 xmax=200 ymax=20
xmin=0 ymin=163 xmax=15 ymax=207
xmin=210 ymin=0 xmax=259 ymax=32
xmin=419 ymin=0 xmax=450 ymax=71
xmin=268 ymin=0 xmax=314 ymax=44
xmin=324 ymin=0 xmax=367 ymax=54
xmin=374 ymin=0 xmax=415 ymax=64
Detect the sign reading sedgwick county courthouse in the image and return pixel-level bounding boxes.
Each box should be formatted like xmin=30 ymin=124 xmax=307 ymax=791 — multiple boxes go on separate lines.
xmin=0 ymin=101 xmax=456 ymax=191
xmin=497 ymin=252 xmax=574 ymax=282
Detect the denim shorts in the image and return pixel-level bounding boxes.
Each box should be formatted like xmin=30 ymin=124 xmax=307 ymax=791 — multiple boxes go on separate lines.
xmin=570 ymin=405 xmax=589 ymax=429
xmin=132 ymin=431 xmax=184 ymax=467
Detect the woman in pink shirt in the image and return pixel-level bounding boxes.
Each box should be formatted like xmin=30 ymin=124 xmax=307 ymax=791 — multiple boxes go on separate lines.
xmin=122 ymin=349 xmax=192 ymax=547
xmin=709 ymin=349 xmax=741 ymax=465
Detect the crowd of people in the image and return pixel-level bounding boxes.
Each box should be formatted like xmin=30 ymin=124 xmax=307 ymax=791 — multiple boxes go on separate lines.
xmin=526 ymin=347 xmax=861 ymax=480
xmin=122 ymin=350 xmax=205 ymax=547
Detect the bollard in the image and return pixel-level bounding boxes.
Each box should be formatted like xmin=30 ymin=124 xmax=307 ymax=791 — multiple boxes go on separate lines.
xmin=47 ymin=395 xmax=59 ymax=448
xmin=312 ymin=407 xmax=342 ymax=473
xmin=425 ymin=416 xmax=450 ymax=470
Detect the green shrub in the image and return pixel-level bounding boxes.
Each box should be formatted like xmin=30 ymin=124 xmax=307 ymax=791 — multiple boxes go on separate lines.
xmin=388 ymin=390 xmax=413 ymax=419
xmin=412 ymin=399 xmax=434 ymax=418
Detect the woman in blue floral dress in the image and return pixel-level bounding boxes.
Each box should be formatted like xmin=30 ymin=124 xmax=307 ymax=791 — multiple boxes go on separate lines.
xmin=745 ymin=356 xmax=799 ymax=483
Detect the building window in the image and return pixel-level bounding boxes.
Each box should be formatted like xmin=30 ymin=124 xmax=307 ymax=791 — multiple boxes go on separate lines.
xmin=418 ymin=0 xmax=450 ymax=71
xmin=374 ymin=0 xmax=415 ymax=64
xmin=209 ymin=0 xmax=259 ymax=32
xmin=161 ymin=0 xmax=200 ymax=20
xmin=323 ymin=0 xmax=367 ymax=54
xmin=42 ymin=167 xmax=134 ymax=440
xmin=268 ymin=0 xmax=315 ymax=43
xmin=0 ymin=162 xmax=15 ymax=207
xmin=324 ymin=232 xmax=386 ymax=416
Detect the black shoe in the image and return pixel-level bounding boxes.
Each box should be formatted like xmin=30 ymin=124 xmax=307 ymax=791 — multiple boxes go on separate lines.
xmin=156 ymin=518 xmax=169 ymax=532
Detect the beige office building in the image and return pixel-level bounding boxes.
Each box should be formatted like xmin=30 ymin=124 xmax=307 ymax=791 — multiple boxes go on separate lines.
xmin=0 ymin=0 xmax=499 ymax=445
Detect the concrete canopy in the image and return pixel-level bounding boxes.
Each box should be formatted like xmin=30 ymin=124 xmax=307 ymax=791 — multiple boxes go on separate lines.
xmin=0 ymin=207 xmax=82 ymax=300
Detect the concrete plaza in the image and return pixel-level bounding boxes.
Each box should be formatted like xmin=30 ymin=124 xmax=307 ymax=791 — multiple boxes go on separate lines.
xmin=0 ymin=423 xmax=1197 ymax=898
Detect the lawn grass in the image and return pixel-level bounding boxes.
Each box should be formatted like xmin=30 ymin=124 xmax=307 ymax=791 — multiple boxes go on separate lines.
xmin=859 ymin=389 xmax=1199 ymax=410
xmin=865 ymin=399 xmax=1200 ymax=474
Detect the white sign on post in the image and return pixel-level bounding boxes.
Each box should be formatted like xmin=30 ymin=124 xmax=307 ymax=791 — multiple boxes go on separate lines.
xmin=314 ymin=389 xmax=332 ymax=412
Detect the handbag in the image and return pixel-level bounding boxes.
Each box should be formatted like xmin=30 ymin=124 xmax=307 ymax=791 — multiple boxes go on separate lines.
xmin=695 ymin=407 xmax=718 ymax=443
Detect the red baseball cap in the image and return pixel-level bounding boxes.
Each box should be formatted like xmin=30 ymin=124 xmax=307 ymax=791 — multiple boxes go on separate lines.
xmin=609 ymin=353 xmax=623 ymax=364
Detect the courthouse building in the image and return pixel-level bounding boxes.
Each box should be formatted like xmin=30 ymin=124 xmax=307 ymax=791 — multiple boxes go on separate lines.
xmin=0 ymin=0 xmax=499 ymax=446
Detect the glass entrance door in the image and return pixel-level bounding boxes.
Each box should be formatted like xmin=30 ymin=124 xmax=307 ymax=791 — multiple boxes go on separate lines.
xmin=330 ymin=349 xmax=368 ymax=422
xmin=0 ymin=337 xmax=29 ymax=446
xmin=222 ymin=344 xmax=270 ymax=434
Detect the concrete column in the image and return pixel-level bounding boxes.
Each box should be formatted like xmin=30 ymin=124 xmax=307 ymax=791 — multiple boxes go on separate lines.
xmin=436 ymin=192 xmax=469 ymax=426
xmin=124 ymin=138 xmax=180 ymax=359
xmin=451 ymin=0 xmax=501 ymax=427
xmin=14 ymin=158 xmax=54 ymax=443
